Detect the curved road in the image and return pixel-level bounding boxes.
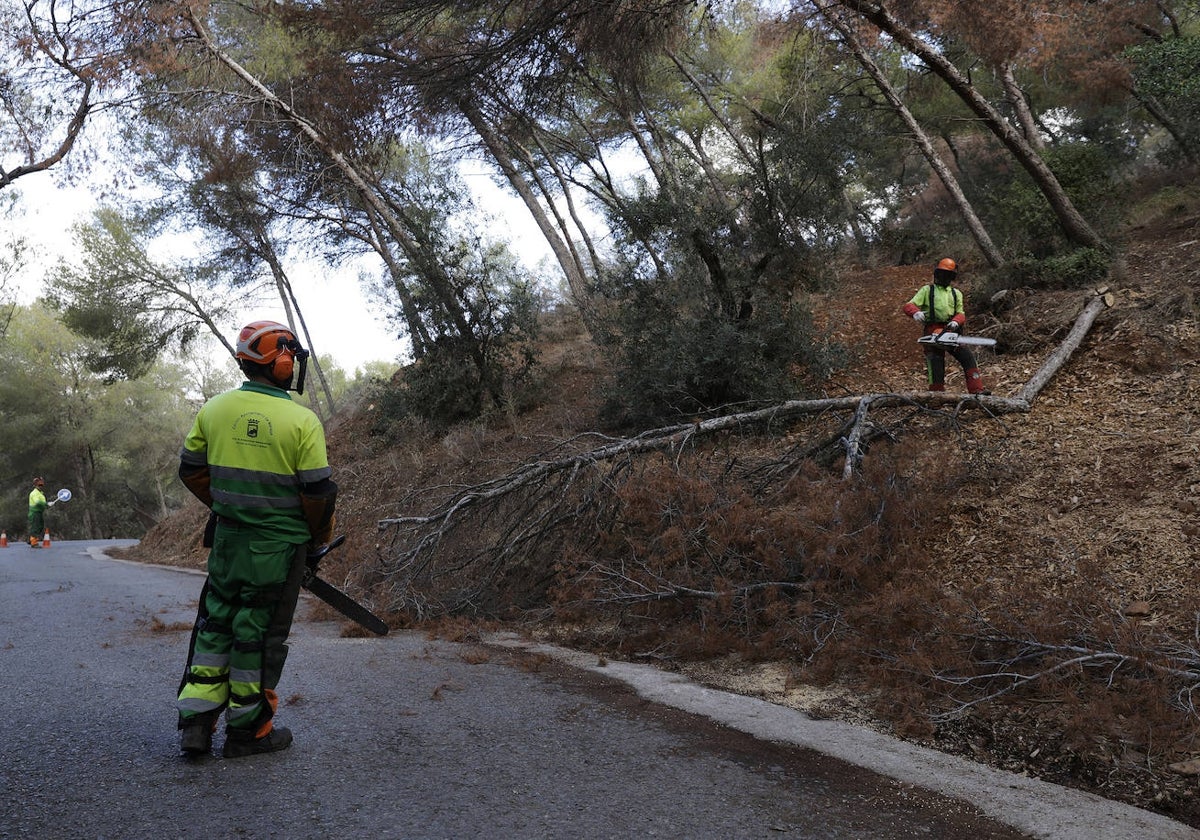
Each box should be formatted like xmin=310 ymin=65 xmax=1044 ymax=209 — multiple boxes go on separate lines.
xmin=1 ymin=541 xmax=1193 ymax=839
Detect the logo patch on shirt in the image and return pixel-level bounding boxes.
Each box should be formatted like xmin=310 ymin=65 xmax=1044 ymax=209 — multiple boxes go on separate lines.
xmin=233 ymin=412 xmax=274 ymax=447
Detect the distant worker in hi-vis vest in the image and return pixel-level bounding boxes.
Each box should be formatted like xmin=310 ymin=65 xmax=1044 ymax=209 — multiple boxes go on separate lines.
xmin=27 ymin=476 xmax=48 ymax=547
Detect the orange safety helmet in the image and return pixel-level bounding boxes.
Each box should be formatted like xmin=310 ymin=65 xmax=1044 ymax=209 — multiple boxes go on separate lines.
xmin=933 ymin=257 xmax=958 ymax=285
xmin=235 ymin=321 xmax=309 ymax=392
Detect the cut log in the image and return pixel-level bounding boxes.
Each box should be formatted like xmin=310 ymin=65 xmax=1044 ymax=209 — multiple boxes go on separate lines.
xmin=1015 ymin=292 xmax=1111 ymax=404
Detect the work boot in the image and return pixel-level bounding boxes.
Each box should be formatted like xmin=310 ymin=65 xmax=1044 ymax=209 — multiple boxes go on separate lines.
xmin=222 ymin=726 xmax=293 ymax=759
xmin=179 ymin=712 xmax=218 ymax=756
xmin=180 ymin=725 xmax=213 ymax=756
xmin=928 ymin=382 xmax=946 ymax=392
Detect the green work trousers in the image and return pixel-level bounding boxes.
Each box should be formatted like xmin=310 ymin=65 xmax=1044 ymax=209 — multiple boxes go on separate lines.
xmin=28 ymin=509 xmax=44 ymax=542
xmin=177 ymin=521 xmax=306 ymax=733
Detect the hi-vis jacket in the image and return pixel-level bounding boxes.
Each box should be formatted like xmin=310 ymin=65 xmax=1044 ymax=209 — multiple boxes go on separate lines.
xmin=28 ymin=487 xmax=47 ymax=514
xmin=902 ymin=283 xmax=966 ymax=330
xmin=179 ymin=381 xmax=331 ymax=544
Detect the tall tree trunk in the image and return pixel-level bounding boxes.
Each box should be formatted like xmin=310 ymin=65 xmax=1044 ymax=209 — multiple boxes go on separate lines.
xmin=508 ymin=134 xmax=592 ymax=285
xmin=524 ymin=125 xmax=604 ymax=278
xmin=457 ymin=99 xmax=593 ymax=312
xmin=817 ymin=1 xmax=1005 ymax=268
xmin=253 ymin=236 xmax=336 ymax=418
xmin=843 ymin=189 xmax=871 ymax=265
xmin=277 ymin=273 xmax=337 ymax=416
xmin=360 ymin=203 xmax=432 ymax=358
xmin=999 ymin=62 xmax=1045 ymax=152
xmin=74 ymin=448 xmax=97 ymax=539
xmin=836 ymin=0 xmax=1110 ymax=253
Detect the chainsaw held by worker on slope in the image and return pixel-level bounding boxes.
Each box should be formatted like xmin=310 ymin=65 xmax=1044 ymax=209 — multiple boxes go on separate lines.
xmin=917 ymin=329 xmax=997 ymax=348
xmin=303 ymin=535 xmax=389 ymax=635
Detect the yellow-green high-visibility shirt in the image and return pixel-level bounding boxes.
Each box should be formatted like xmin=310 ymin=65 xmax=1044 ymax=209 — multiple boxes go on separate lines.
xmin=908 ymin=284 xmax=963 ymax=324
xmin=180 ymin=381 xmax=330 ymax=543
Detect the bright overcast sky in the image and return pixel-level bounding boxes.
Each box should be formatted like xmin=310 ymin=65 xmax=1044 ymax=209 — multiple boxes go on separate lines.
xmin=6 ymin=166 xmax=555 ymax=374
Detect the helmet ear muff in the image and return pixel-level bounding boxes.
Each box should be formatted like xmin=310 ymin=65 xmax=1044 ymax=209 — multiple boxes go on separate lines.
xmin=270 ymin=351 xmax=295 ymax=383
xmin=234 ymin=322 xmax=307 ymax=390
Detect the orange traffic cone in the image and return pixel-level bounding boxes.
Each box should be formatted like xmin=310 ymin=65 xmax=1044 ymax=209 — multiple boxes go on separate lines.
xmin=41 ymin=529 xmax=51 ymax=548
xmin=0 ymin=531 xmax=7 ymax=547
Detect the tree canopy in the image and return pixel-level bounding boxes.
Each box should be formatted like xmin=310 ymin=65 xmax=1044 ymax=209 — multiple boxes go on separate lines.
xmin=2 ymin=0 xmax=1197 ymax=531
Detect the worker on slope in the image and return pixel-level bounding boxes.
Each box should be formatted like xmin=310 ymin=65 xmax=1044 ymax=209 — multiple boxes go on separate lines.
xmin=901 ymin=258 xmax=989 ymax=395
xmin=175 ymin=320 xmax=337 ymax=759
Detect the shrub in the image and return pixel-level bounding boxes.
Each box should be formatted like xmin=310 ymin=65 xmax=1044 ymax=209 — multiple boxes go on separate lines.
xmin=989 ymin=143 xmax=1127 ymax=257
xmin=1006 ymin=247 xmax=1112 ymax=290
xmin=367 ymin=283 xmax=542 ymax=433
xmin=597 ymin=289 xmax=840 ymax=428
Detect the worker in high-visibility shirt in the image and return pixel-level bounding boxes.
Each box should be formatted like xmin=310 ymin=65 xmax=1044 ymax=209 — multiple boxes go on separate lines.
xmin=27 ymin=476 xmax=48 ymax=547
xmin=901 ymin=257 xmax=989 ymax=395
xmin=175 ymin=320 xmax=337 ymax=759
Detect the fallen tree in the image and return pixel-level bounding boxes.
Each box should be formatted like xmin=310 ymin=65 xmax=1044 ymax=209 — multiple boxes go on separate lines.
xmin=373 ymin=288 xmax=1113 ymax=614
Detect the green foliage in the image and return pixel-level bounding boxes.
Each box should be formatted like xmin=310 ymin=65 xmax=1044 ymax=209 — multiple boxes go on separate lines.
xmin=51 ymin=208 xmax=228 ymax=382
xmin=1006 ymin=247 xmax=1112 ymax=291
xmin=0 ymin=302 xmax=194 ymax=539
xmin=370 ymin=279 xmax=542 ymax=433
xmin=988 ymin=143 xmax=1127 ymax=258
xmin=1128 ymin=36 xmax=1200 ymax=159
xmin=596 ymin=282 xmax=836 ymax=427
xmin=384 ymin=337 xmax=486 ymax=430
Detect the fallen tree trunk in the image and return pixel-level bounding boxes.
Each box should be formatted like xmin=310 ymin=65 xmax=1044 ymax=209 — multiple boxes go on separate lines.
xmin=380 ymin=389 xmax=1032 ymax=530
xmin=1015 ymin=289 xmax=1113 ymax=404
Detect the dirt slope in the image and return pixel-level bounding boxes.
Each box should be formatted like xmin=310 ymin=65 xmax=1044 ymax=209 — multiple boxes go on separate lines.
xmin=816 ymin=235 xmax=1199 ymax=636
xmin=693 ymin=201 xmax=1200 ymax=821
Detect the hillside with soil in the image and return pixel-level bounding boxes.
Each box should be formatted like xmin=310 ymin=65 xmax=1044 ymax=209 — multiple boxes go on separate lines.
xmin=123 ymin=182 xmax=1200 ymax=826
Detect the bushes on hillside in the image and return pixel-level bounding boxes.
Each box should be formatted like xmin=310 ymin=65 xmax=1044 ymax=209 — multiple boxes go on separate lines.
xmin=594 ymin=285 xmax=842 ymax=428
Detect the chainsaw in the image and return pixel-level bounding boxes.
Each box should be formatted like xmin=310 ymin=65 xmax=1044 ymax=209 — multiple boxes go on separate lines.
xmin=303 ymin=535 xmax=389 ymax=635
xmin=917 ymin=329 xmax=996 ymax=348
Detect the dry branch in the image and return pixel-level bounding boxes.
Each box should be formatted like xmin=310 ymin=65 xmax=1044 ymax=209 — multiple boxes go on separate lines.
xmin=929 ymin=635 xmax=1200 ymax=724
xmin=380 ymin=390 xmax=1028 ymax=528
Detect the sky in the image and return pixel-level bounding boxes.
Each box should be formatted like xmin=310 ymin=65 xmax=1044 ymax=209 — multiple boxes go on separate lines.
xmin=5 ymin=164 xmax=557 ymax=374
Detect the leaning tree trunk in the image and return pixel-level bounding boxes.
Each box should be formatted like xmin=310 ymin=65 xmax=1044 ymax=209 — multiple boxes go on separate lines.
xmin=817 ymin=1 xmax=1005 ymax=268
xmin=186 ymin=10 xmax=479 ymax=357
xmin=257 ymin=237 xmax=337 ymax=419
xmin=458 ymin=99 xmax=593 ymax=312
xmin=1128 ymin=84 xmax=1199 ymax=164
xmin=835 ymin=0 xmax=1110 ymax=253
xmin=999 ymin=62 xmax=1045 ymax=152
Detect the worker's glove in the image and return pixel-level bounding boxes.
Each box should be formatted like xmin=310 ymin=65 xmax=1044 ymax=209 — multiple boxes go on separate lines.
xmin=944 ymin=321 xmax=961 ymax=332
xmin=911 ymin=311 xmax=925 ymax=323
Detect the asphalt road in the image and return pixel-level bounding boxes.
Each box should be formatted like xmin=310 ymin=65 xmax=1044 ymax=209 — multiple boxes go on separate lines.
xmin=1 ymin=541 xmax=1194 ymax=840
